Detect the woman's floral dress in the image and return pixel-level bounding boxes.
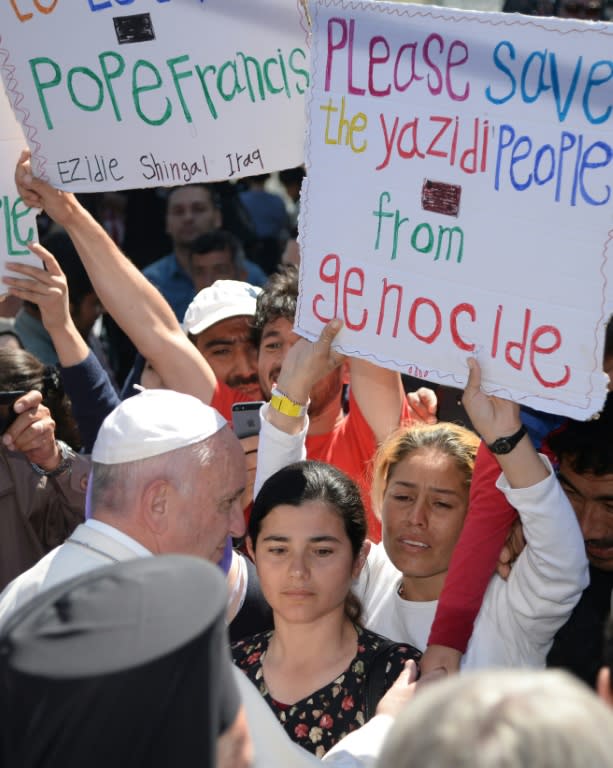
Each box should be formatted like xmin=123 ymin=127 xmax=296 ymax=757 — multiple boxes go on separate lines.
xmin=232 ymin=626 xmax=420 ymax=757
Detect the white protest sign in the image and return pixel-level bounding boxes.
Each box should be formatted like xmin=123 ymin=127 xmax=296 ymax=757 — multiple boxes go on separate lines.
xmin=0 ymin=0 xmax=309 ymax=191
xmin=0 ymin=81 xmax=38 ymax=298
xmin=296 ymin=0 xmax=613 ymax=419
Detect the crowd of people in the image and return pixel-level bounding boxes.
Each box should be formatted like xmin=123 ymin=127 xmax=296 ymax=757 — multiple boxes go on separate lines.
xmin=0 ymin=143 xmax=612 ymax=767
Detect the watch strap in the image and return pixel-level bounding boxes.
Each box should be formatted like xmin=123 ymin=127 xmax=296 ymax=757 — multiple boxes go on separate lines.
xmin=486 ymin=425 xmax=527 ymax=455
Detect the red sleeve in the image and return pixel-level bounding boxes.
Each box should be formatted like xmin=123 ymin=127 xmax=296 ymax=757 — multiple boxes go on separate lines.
xmin=427 ymin=442 xmax=518 ymax=652
xmin=306 ymin=391 xmax=382 ymax=541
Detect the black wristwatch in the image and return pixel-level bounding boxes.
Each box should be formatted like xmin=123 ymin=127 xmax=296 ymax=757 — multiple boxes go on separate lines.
xmin=487 ymin=425 xmax=527 ymax=455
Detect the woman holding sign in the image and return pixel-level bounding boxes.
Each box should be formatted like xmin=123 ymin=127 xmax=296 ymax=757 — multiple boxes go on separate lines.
xmin=254 ymin=331 xmax=589 ymax=671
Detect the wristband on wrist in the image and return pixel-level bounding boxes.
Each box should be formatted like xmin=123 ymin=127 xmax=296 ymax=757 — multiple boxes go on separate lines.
xmin=30 ymin=439 xmax=75 ymax=478
xmin=270 ymin=388 xmax=309 ymax=418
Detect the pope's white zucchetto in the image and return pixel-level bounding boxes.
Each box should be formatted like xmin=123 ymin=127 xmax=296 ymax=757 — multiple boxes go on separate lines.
xmin=92 ymin=389 xmax=227 ymax=465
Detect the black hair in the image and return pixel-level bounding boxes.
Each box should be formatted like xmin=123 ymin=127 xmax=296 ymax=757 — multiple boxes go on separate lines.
xmin=0 ymin=348 xmax=81 ymax=449
xmin=249 ymin=460 xmax=366 ymax=623
xmin=502 ymin=0 xmax=555 ymax=13
xmin=548 ymin=393 xmax=613 ymax=476
xmin=166 ymin=183 xmax=220 ymax=210
xmin=553 ymin=0 xmax=605 ymax=17
xmin=41 ymin=231 xmax=94 ymax=308
xmin=279 ymin=166 xmax=306 ymax=187
xmin=604 ymin=316 xmax=613 ymax=362
xmin=251 ymin=265 xmax=298 ymax=347
xmin=188 ymin=230 xmax=242 ymax=264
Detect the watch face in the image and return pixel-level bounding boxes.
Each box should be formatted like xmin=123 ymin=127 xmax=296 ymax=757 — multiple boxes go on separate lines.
xmin=491 ymin=437 xmax=512 ymax=454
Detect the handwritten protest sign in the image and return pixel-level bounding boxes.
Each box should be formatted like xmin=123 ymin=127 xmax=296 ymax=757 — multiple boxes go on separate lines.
xmin=296 ymin=0 xmax=613 ymax=419
xmin=0 ymin=81 xmax=38 ymax=298
xmin=0 ymin=0 xmax=309 ymax=191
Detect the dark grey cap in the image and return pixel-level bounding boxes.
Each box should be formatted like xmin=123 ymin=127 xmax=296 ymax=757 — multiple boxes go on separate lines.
xmin=0 ymin=555 xmax=239 ymax=768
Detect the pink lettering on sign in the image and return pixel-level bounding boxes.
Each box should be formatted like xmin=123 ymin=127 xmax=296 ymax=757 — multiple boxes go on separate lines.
xmin=325 ymin=17 xmax=470 ymax=101
xmin=312 ymin=252 xmax=571 ymax=389
xmin=312 ymin=253 xmax=368 ymax=330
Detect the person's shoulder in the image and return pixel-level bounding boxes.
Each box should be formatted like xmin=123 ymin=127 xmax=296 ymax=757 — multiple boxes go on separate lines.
xmin=231 ymin=630 xmax=272 ymax=665
xmin=142 ymin=253 xmax=175 ymax=280
xmin=244 ymin=259 xmax=267 ymax=287
xmin=0 ymin=546 xmax=63 ymax=626
xmin=358 ymin=626 xmax=420 ymax=659
xmin=357 ymin=626 xmax=392 ymax=652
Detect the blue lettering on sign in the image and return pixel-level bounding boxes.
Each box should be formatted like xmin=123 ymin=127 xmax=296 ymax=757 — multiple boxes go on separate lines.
xmin=494 ymin=123 xmax=613 ymax=206
xmin=88 ymin=0 xmax=171 ymax=11
xmin=485 ymin=41 xmax=613 ymax=126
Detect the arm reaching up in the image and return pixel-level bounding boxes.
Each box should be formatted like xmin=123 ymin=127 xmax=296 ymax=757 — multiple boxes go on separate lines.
xmin=254 ymin=320 xmax=345 ymax=496
xmin=14 ymin=151 xmax=217 ymax=404
xmin=462 ymin=357 xmax=548 ymax=489
xmin=348 ymin=358 xmax=406 ymax=444
xmin=3 ymin=243 xmax=120 ymax=450
xmin=3 ymin=242 xmax=88 ymax=368
xmin=458 ymin=357 xmax=588 ymax=667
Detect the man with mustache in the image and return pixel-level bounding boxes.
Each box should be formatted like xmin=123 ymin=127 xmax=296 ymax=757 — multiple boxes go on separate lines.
xmin=183 ymin=279 xmax=263 ymax=403
xmin=545 ymin=396 xmax=613 ymax=686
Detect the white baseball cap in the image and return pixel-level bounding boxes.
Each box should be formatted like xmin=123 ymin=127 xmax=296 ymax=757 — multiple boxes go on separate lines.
xmin=182 ymin=280 xmax=261 ymax=336
xmin=92 ymin=389 xmax=227 ymax=464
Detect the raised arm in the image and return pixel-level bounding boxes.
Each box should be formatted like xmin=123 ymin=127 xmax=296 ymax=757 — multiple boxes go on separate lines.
xmin=461 ymin=357 xmax=589 ymax=662
xmin=462 ymin=357 xmax=548 ymax=489
xmin=348 ymin=359 xmax=406 ymax=444
xmin=4 ymin=242 xmax=89 ymax=367
xmin=349 ymin=360 xmax=437 ymax=443
xmin=3 ymin=243 xmax=120 ymax=450
xmin=14 ymin=151 xmax=217 ymax=403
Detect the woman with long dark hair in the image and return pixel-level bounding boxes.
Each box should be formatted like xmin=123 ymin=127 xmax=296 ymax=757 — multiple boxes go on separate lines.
xmin=232 ymin=460 xmax=420 ymax=757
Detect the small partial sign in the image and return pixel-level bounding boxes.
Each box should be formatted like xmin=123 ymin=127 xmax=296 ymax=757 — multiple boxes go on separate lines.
xmin=114 ymin=13 xmax=155 ymax=45
xmin=421 ymin=179 xmax=461 ymax=217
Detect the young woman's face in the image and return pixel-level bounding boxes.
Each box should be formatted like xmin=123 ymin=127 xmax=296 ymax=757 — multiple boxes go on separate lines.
xmin=381 ymin=447 xmax=469 ymax=600
xmin=251 ymin=500 xmax=362 ymax=624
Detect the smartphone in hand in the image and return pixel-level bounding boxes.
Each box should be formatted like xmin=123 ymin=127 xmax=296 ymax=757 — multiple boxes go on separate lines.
xmin=231 ymin=401 xmax=264 ymax=439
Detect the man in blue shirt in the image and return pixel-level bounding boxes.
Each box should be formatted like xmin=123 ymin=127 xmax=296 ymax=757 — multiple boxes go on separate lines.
xmin=143 ymin=184 xmax=222 ymax=320
xmin=144 ymin=184 xmax=267 ymax=319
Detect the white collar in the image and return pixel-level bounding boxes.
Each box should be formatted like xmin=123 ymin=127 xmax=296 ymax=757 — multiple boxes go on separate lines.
xmin=85 ymin=519 xmax=152 ymax=558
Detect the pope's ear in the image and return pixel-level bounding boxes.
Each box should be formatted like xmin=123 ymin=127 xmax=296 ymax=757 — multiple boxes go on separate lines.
xmin=142 ymin=480 xmax=170 ymax=534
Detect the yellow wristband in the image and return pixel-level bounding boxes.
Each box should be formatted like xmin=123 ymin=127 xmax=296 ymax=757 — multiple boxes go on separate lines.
xmin=270 ymin=388 xmax=308 ymax=418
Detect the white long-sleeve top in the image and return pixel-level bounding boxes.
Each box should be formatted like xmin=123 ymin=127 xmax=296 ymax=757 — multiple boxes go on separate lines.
xmin=358 ymin=456 xmax=589 ymax=668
